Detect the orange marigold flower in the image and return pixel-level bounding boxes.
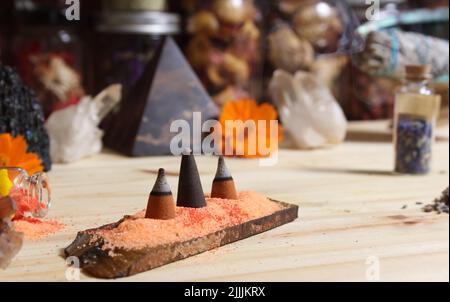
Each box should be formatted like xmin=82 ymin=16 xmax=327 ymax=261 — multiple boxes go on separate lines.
xmin=218 ymin=99 xmax=283 ymax=158
xmin=0 ymin=133 xmax=44 ymax=175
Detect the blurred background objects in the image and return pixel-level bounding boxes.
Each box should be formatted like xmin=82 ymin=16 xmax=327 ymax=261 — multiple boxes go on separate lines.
xmin=0 ymin=0 xmax=448 ymax=129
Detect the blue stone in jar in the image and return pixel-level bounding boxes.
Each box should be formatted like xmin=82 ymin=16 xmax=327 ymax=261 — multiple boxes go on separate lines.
xmin=395 ymin=115 xmax=433 ymax=174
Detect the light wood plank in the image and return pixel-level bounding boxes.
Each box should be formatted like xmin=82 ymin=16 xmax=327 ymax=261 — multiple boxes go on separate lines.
xmin=1 ymin=123 xmax=448 ymax=281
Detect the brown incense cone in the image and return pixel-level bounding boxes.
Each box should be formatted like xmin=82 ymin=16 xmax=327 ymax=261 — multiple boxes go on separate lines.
xmin=211 ymin=156 xmax=238 ymax=200
xmin=145 ymin=169 xmax=176 ymax=220
xmin=177 ymin=151 xmax=207 ymax=208
xmin=0 ymin=197 xmax=17 ymax=220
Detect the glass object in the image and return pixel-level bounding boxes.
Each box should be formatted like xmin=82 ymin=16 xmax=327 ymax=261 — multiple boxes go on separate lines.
xmin=265 ymin=0 xmax=361 ymax=110
xmin=11 ymin=0 xmax=83 ymax=86
xmin=94 ymin=11 xmax=180 ymax=96
xmin=0 ymin=31 xmax=6 ymax=64
xmin=184 ymin=0 xmax=263 ymax=105
xmin=346 ymin=0 xmax=406 ymax=22
xmin=0 ymin=1 xmax=13 ymax=63
xmin=0 ymin=167 xmax=51 ymax=218
xmin=103 ymin=0 xmax=167 ymax=11
xmin=394 ymin=65 xmax=442 ymax=174
xmin=269 ymin=0 xmax=361 ymax=55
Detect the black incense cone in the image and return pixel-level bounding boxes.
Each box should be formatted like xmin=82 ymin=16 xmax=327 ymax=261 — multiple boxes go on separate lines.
xmin=177 ymin=152 xmax=206 ymax=208
xmin=211 ymin=156 xmax=238 ymax=200
xmin=145 ymin=169 xmax=176 ymax=220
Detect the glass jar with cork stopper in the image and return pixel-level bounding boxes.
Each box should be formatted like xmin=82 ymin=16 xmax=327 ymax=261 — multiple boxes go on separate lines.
xmin=183 ymin=0 xmax=263 ymax=106
xmin=93 ymin=6 xmax=180 ymax=97
xmin=0 ymin=167 xmax=51 ymax=220
xmin=394 ymin=65 xmax=442 ymax=174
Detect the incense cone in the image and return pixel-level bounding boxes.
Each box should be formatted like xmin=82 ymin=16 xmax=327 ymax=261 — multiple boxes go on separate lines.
xmin=211 ymin=156 xmax=238 ymax=200
xmin=177 ymin=152 xmax=207 ymax=208
xmin=0 ymin=197 xmax=17 ymax=220
xmin=145 ymin=169 xmax=176 ymax=220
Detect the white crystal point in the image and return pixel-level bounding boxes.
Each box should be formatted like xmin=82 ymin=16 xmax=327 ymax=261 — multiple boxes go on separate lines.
xmin=45 ymin=85 xmax=122 ymax=163
xmin=269 ymin=70 xmax=347 ymax=149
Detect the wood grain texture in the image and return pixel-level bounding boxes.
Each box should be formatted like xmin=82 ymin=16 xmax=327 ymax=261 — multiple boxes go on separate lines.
xmin=0 ymin=122 xmax=448 ymax=281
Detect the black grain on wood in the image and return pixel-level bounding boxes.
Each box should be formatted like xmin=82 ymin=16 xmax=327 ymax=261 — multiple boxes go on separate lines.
xmin=424 ymin=188 xmax=449 ymax=214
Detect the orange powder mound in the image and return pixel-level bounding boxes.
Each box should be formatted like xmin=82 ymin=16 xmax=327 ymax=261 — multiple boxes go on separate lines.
xmin=94 ymin=191 xmax=282 ymax=251
xmin=14 ymin=218 xmax=65 ymax=241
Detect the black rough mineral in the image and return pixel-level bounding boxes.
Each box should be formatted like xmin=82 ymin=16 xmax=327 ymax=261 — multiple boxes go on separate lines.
xmin=0 ymin=65 xmax=51 ymax=171
xmin=424 ymin=188 xmax=449 ymax=214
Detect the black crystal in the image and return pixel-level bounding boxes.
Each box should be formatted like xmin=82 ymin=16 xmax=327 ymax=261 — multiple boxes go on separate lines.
xmin=0 ymin=65 xmax=51 ymax=171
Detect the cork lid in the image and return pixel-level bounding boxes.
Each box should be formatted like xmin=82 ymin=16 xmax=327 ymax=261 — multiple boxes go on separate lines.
xmin=405 ymin=65 xmax=432 ymax=80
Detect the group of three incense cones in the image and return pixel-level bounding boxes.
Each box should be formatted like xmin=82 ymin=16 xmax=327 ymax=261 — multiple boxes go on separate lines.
xmin=145 ymin=154 xmax=238 ymax=220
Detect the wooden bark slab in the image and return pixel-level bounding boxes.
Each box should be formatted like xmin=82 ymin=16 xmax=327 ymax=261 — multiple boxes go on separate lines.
xmin=65 ymin=199 xmax=299 ymax=279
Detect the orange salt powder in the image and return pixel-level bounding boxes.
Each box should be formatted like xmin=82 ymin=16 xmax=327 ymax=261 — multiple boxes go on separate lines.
xmin=95 ymin=192 xmax=282 ymax=251
xmin=9 ymin=187 xmax=46 ymax=220
xmin=14 ymin=218 xmax=65 ymax=241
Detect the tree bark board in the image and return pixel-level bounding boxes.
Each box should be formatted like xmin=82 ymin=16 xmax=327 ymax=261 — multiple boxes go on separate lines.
xmin=65 ymin=200 xmax=299 ymax=279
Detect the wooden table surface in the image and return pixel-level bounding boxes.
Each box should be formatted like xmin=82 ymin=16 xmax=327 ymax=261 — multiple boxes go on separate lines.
xmin=1 ymin=122 xmax=449 ymax=282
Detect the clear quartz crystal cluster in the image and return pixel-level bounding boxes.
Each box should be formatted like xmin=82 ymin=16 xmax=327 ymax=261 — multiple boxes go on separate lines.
xmin=45 ymin=85 xmax=122 ymax=163
xmin=269 ymin=70 xmax=347 ymax=149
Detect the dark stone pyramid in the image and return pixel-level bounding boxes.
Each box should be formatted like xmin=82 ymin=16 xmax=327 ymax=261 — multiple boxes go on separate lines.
xmin=0 ymin=65 xmax=51 ymax=171
xmin=104 ymin=37 xmax=219 ymax=156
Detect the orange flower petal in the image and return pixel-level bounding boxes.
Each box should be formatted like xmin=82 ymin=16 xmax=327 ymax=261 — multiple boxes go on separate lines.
xmin=0 ymin=133 xmax=43 ymax=174
xmin=0 ymin=133 xmax=13 ymax=156
xmin=8 ymin=135 xmax=28 ymax=164
xmin=257 ymin=103 xmax=279 ymax=121
xmin=219 ymin=99 xmax=282 ymax=158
